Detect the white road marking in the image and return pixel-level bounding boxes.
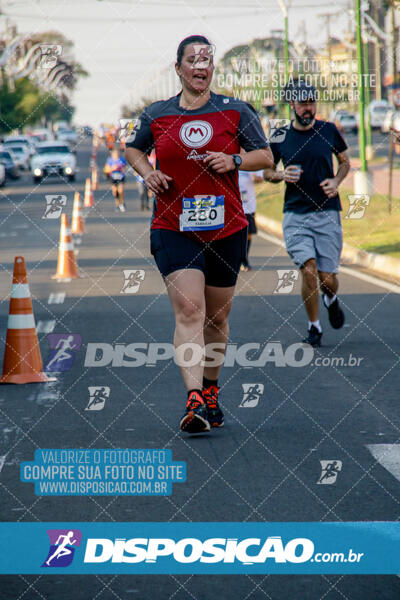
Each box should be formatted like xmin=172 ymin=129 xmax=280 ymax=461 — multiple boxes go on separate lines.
xmin=36 ymin=320 xmax=56 ymax=333
xmin=48 ymin=292 xmax=66 ymax=304
xmin=0 ymin=455 xmax=6 ymax=474
xmin=367 ymin=444 xmax=400 ymax=481
xmin=258 ymin=230 xmax=400 ymax=294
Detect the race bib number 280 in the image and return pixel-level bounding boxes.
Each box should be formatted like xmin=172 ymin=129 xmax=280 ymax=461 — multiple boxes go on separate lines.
xmin=179 ymin=195 xmax=225 ymax=232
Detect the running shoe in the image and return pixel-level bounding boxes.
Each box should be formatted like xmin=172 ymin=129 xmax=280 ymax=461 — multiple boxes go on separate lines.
xmin=119 ymin=204 xmax=126 ymax=212
xmin=302 ymin=325 xmax=322 ymax=347
xmin=323 ymin=295 xmax=345 ymax=329
xmin=202 ymin=385 xmax=224 ymax=427
xmin=179 ymin=391 xmax=210 ymax=433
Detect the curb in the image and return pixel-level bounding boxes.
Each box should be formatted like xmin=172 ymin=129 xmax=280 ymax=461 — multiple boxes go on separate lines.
xmin=255 ymin=214 xmax=400 ymax=284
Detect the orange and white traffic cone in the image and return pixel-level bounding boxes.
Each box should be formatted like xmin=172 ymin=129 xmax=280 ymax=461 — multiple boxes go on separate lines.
xmin=71 ymin=192 xmax=85 ymax=234
xmin=91 ymin=166 xmax=99 ymax=190
xmin=0 ymin=257 xmax=56 ymax=384
xmin=83 ymin=178 xmax=94 ymax=208
xmin=52 ymin=214 xmax=79 ymax=280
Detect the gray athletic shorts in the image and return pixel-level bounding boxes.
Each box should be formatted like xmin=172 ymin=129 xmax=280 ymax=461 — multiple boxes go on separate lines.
xmin=282 ymin=210 xmax=343 ymax=273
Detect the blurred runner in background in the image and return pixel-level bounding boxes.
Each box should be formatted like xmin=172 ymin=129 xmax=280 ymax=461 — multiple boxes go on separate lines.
xmin=104 ymin=149 xmax=127 ymax=212
xmin=238 ymin=168 xmax=263 ymax=271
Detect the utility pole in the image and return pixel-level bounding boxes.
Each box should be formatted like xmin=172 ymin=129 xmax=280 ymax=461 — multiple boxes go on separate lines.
xmin=278 ymin=0 xmax=291 ymax=120
xmin=372 ymin=0 xmax=381 ymax=100
xmin=362 ymin=26 xmax=373 ymax=158
xmin=391 ymin=3 xmax=397 ymax=99
xmin=354 ymin=0 xmax=371 ymax=195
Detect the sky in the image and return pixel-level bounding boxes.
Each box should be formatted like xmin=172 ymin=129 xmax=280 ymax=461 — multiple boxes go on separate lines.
xmin=1 ymin=0 xmax=351 ymax=125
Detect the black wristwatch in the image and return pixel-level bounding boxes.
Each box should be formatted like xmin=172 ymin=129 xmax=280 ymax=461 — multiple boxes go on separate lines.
xmin=232 ymin=154 xmax=242 ymax=170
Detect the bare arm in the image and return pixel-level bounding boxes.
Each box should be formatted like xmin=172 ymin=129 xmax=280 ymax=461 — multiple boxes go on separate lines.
xmin=125 ymin=147 xmax=172 ymax=194
xmin=320 ymin=150 xmax=350 ymax=198
xmin=263 ymin=162 xmax=283 ymax=184
xmin=125 ymin=147 xmax=154 ymax=180
xmin=334 ymin=150 xmax=350 ymax=185
xmin=264 ymin=163 xmax=303 ymax=184
xmin=203 ymin=147 xmax=273 ymax=174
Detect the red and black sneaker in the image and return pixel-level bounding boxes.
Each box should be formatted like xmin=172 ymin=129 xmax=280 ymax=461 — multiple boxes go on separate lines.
xmin=179 ymin=391 xmax=210 ymax=434
xmin=202 ymin=385 xmax=224 ymax=428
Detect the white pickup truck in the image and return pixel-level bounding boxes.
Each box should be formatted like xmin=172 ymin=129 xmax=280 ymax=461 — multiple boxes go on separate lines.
xmin=31 ymin=141 xmax=76 ymax=183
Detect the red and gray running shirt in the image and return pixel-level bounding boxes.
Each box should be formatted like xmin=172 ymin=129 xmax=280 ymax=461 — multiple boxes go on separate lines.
xmin=126 ymin=91 xmax=268 ymax=241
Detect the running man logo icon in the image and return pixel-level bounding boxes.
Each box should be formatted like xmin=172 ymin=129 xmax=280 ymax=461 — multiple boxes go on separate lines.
xmin=345 ymin=194 xmax=370 ymax=219
xmin=317 ymin=460 xmax=343 ymax=485
xmin=191 ymin=44 xmax=215 ymax=69
xmin=118 ymin=118 xmax=136 ymax=141
xmin=44 ymin=334 xmax=82 ymax=372
xmin=239 ymin=383 xmax=264 ymax=408
xmin=39 ymin=44 xmax=62 ymax=68
xmin=274 ymin=269 xmax=299 ymax=294
xmin=268 ymin=119 xmax=291 ymax=143
xmin=85 ymin=386 xmax=110 ymax=411
xmin=43 ymin=195 xmax=67 ymax=219
xmin=42 ymin=529 xmax=82 ymax=568
xmin=120 ymin=270 xmax=145 ymax=294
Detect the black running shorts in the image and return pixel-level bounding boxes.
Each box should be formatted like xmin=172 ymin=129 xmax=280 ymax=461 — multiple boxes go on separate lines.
xmin=150 ymin=227 xmax=248 ymax=287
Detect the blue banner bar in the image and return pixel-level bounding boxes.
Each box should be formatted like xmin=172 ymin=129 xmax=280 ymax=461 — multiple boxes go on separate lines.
xmin=0 ymin=522 xmax=399 ymax=574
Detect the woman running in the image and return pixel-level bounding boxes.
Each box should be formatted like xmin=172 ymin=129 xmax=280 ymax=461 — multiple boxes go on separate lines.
xmin=105 ymin=148 xmax=127 ymax=212
xmin=125 ymin=35 xmax=273 ymax=433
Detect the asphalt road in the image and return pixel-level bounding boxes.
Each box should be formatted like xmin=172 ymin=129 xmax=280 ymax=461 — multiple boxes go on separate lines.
xmin=0 ymin=142 xmax=399 ymax=599
xmin=345 ymin=129 xmax=394 ymax=159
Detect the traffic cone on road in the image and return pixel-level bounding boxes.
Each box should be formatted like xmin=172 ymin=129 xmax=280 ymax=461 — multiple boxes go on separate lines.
xmin=91 ymin=166 xmax=99 ymax=190
xmin=71 ymin=192 xmax=85 ymax=235
xmin=83 ymin=178 xmax=94 ymax=208
xmin=52 ymin=214 xmax=79 ymax=280
xmin=0 ymin=257 xmax=56 ymax=384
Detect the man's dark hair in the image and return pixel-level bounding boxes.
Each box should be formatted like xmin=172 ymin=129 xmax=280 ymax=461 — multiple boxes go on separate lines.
xmin=176 ymin=35 xmax=212 ymax=66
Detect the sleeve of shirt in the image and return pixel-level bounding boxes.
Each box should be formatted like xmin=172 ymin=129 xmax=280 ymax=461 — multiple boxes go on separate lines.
xmin=269 ymin=142 xmax=281 ymax=165
xmin=331 ymin=123 xmax=348 ymax=155
xmin=125 ymin=109 xmax=154 ymax=153
xmin=237 ymin=102 xmax=269 ymax=151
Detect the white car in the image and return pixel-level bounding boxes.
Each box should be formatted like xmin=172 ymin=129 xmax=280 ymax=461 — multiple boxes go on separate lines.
xmin=31 ymin=142 xmax=76 ymax=183
xmin=57 ymin=128 xmax=78 ymax=145
xmin=3 ymin=135 xmax=36 ymax=156
xmin=32 ymin=128 xmax=54 ymax=142
xmin=381 ymin=109 xmax=400 ymax=134
xmin=368 ymin=100 xmax=390 ymax=129
xmin=4 ymin=144 xmax=30 ymax=170
xmin=0 ymin=163 xmax=5 ymax=187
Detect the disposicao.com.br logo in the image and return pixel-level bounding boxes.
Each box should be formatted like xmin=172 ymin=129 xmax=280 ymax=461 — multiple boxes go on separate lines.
xmin=82 ymin=536 xmax=363 ymax=566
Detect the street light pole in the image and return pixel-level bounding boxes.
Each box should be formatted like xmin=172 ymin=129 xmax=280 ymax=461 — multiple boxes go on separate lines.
xmin=356 ymin=0 xmax=367 ymax=172
xmin=278 ymin=0 xmax=291 ymax=120
xmin=354 ymin=0 xmax=371 ymax=195
xmin=363 ymin=32 xmax=373 ymax=158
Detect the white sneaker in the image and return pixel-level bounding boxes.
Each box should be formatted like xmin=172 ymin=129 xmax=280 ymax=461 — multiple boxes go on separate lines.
xmin=119 ymin=204 xmax=126 ymax=212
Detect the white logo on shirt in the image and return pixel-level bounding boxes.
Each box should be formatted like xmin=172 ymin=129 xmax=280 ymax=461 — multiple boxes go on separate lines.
xmin=179 ymin=120 xmax=213 ymax=148
xmin=187 ymin=149 xmax=208 ymax=161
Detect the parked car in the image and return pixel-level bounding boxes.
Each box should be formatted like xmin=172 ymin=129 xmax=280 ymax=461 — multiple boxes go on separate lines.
xmin=4 ymin=144 xmax=30 ymax=170
xmin=54 ymin=120 xmax=69 ymax=132
xmin=368 ymin=100 xmax=390 ymax=129
xmin=0 ymin=148 xmax=19 ymax=179
xmin=3 ymin=136 xmax=36 ymax=157
xmin=56 ymin=128 xmax=78 ymax=144
xmin=0 ymin=163 xmax=6 ymax=187
xmin=330 ymin=109 xmax=350 ymax=123
xmin=30 ymin=142 xmax=76 ymax=183
xmin=380 ymin=109 xmax=400 ymax=134
xmin=31 ymin=128 xmax=54 ymax=142
xmin=335 ymin=113 xmax=358 ymax=134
